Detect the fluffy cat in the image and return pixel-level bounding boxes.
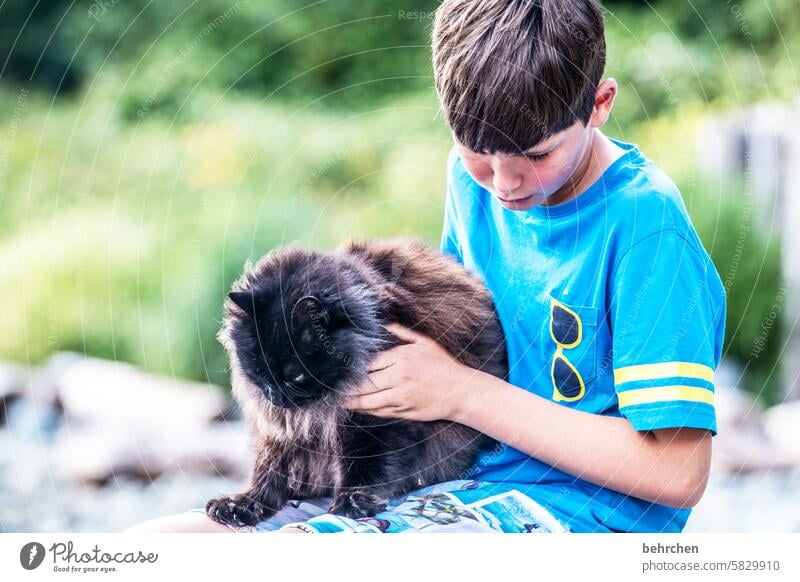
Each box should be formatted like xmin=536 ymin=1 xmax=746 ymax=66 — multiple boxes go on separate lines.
xmin=206 ymin=238 xmax=508 ymax=528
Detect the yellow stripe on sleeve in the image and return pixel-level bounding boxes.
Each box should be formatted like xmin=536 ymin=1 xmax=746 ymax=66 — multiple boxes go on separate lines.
xmin=617 ymin=385 xmax=714 ymax=408
xmin=614 ymin=362 xmax=715 ymax=385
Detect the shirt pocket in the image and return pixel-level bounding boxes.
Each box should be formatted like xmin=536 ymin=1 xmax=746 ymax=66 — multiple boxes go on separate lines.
xmin=541 ymin=296 xmax=599 ymax=402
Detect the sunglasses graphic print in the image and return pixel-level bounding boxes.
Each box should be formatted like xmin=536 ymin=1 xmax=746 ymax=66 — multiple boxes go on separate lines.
xmin=548 ymin=298 xmax=588 ymax=402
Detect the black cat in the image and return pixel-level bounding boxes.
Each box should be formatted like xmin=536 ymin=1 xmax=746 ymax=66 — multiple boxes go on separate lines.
xmin=206 ymin=238 xmax=508 ymax=528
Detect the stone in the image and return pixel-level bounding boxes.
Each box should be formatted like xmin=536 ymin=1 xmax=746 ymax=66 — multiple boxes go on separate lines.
xmin=45 ymin=355 xmax=250 ymax=485
xmin=51 ymin=420 xmax=251 ymax=485
xmin=763 ymin=400 xmax=800 ymax=463
xmin=711 ymin=382 xmax=796 ymax=474
xmin=0 ymin=362 xmax=27 ymax=426
xmin=55 ymin=355 xmax=228 ymax=431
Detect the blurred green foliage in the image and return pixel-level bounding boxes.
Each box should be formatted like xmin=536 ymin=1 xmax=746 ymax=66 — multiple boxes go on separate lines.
xmin=631 ymin=109 xmax=787 ymax=405
xmin=0 ymin=0 xmax=795 ymax=402
xmin=695 ymin=198 xmax=784 ymax=405
xmin=0 ymin=85 xmax=450 ymax=386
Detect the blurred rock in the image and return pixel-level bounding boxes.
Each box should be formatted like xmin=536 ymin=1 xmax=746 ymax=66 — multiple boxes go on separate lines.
xmin=0 ymin=355 xmax=259 ymax=532
xmin=43 ymin=355 xmax=251 ymax=485
xmin=33 ymin=352 xmax=86 ymax=406
xmin=52 ymin=421 xmax=251 ymax=485
xmin=0 ymin=362 xmax=27 ymax=426
xmin=3 ymin=396 xmax=62 ymax=441
xmin=686 ymin=469 xmax=800 ymax=533
xmin=711 ymin=382 xmax=796 ymax=474
xmin=0 ymin=455 xmax=240 ymax=533
xmin=55 ymin=355 xmax=227 ymax=430
xmin=763 ymin=400 xmax=800 ymax=463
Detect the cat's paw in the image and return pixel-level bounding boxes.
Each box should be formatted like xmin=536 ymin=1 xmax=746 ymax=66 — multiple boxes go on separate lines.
xmin=205 ymin=494 xmax=269 ymax=528
xmin=329 ymin=491 xmax=386 ymax=519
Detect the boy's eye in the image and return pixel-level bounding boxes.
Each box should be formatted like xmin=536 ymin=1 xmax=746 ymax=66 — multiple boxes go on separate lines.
xmin=525 ymin=151 xmax=550 ymax=161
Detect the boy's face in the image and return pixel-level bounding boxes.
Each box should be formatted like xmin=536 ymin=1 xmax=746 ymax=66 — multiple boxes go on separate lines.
xmin=453 ymin=79 xmax=617 ymax=211
xmin=455 ymin=119 xmax=593 ymax=211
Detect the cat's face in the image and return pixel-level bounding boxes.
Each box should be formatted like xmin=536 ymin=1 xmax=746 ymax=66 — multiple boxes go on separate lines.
xmin=221 ymin=248 xmax=389 ymax=410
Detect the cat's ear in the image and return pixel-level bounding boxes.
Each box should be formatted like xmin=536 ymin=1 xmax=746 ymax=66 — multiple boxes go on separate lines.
xmin=291 ymin=295 xmax=330 ymax=330
xmin=228 ymin=291 xmax=257 ymax=317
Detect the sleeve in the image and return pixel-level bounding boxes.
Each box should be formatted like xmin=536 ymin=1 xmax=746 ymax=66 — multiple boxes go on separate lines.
xmin=610 ymin=229 xmax=725 ymax=436
xmin=440 ymin=148 xmax=464 ymax=265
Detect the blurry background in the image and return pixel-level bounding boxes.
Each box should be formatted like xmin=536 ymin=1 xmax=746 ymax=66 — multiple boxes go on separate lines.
xmin=0 ymin=0 xmax=798 ymax=532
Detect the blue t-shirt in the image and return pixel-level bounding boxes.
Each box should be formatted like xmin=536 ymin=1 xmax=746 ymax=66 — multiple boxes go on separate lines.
xmin=440 ymin=137 xmax=726 ymax=533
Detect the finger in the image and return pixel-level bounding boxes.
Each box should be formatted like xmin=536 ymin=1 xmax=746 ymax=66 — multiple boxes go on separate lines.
xmin=366 ymin=366 xmax=397 ymax=389
xmin=384 ymin=322 xmax=427 ymax=344
xmin=356 ymin=406 xmax=405 ymax=419
xmin=348 ymin=371 xmax=393 ymax=396
xmin=344 ymin=388 xmax=397 ymax=412
xmin=345 ymin=376 xmax=377 ymax=397
xmin=366 ymin=348 xmax=399 ymax=373
xmin=369 ymin=342 xmax=422 ymax=373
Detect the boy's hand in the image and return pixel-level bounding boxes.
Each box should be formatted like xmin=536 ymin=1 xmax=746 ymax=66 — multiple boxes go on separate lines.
xmin=343 ymin=323 xmax=469 ymax=422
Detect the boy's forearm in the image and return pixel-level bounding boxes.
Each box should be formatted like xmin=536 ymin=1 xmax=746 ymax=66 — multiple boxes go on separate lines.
xmin=449 ymin=367 xmax=708 ymax=509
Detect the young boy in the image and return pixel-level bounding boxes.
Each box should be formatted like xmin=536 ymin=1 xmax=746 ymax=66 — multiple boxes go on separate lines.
xmin=129 ymin=0 xmax=724 ymax=534
xmin=338 ymin=0 xmax=725 ymax=533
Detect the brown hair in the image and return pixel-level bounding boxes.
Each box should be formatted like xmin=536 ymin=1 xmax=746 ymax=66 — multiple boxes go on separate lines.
xmin=432 ymin=0 xmax=606 ymax=154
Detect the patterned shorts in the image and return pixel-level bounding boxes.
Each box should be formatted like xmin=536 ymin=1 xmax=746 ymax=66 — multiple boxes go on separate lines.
xmin=191 ymin=480 xmax=570 ymax=533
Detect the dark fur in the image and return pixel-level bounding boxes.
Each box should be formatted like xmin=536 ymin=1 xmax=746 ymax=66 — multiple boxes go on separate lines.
xmin=206 ymin=238 xmax=508 ymax=528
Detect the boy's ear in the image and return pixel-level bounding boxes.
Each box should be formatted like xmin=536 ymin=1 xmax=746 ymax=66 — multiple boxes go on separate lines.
xmin=590 ymin=78 xmax=618 ymax=129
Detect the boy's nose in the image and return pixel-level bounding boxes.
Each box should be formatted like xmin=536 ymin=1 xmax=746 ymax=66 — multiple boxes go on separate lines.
xmin=492 ymin=171 xmax=522 ymax=197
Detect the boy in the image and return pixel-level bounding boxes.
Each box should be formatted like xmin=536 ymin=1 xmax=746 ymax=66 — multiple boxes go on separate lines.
xmin=339 ymin=0 xmax=725 ymax=533
xmin=129 ymin=0 xmax=724 ymax=534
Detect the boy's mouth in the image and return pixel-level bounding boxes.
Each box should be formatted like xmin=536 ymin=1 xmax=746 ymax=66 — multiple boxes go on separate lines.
xmin=497 ymin=192 xmax=537 ymax=209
